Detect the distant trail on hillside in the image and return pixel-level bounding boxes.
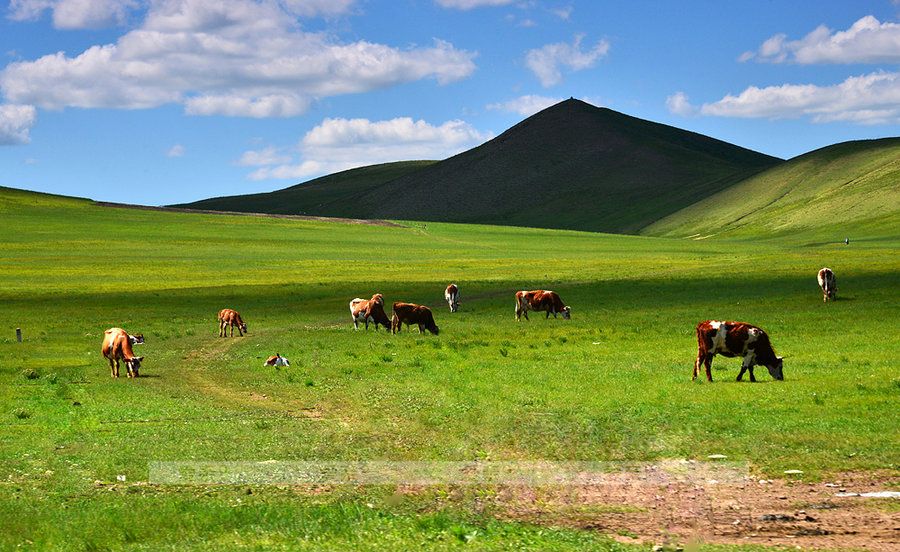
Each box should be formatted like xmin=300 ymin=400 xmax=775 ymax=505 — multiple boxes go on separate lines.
xmin=93 ymin=201 xmax=404 ymax=227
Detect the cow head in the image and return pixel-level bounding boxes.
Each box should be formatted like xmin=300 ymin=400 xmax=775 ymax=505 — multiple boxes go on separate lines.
xmin=240 ymin=322 xmax=248 ymax=333
xmin=126 ymin=356 xmax=143 ymax=377
xmin=372 ymin=293 xmax=384 ymax=305
xmin=767 ymin=357 xmax=784 ymax=381
xmin=561 ymin=306 xmax=571 ymax=320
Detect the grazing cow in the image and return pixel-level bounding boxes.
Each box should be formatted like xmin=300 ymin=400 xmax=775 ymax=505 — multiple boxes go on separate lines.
xmin=218 ymin=308 xmax=247 ymax=337
xmin=817 ymin=267 xmax=837 ymax=302
xmin=349 ymin=294 xmax=392 ymax=331
xmin=264 ymin=353 xmax=290 ymax=367
xmin=391 ymin=302 xmax=439 ymax=335
xmin=693 ymin=320 xmax=784 ymax=382
xmin=515 ymin=290 xmax=571 ymax=321
xmin=101 ymin=328 xmax=143 ymax=378
xmin=445 ymin=284 xmax=460 ymax=313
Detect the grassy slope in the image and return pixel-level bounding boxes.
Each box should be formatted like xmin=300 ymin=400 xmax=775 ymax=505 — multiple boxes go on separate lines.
xmin=1 ymin=187 xmax=898 ymax=549
xmin=643 ymin=138 xmax=900 ymax=240
xmin=172 ymin=161 xmax=435 ymax=215
xmin=176 ymin=100 xmax=781 ymax=234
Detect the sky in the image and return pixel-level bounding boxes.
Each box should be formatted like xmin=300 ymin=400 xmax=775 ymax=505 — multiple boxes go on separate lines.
xmin=0 ymin=0 xmax=898 ymax=206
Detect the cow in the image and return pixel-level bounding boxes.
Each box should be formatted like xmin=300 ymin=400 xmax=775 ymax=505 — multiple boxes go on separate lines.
xmin=101 ymin=328 xmax=144 ymax=378
xmin=817 ymin=267 xmax=836 ymax=302
xmin=445 ymin=284 xmax=460 ymax=313
xmin=349 ymin=294 xmax=391 ymax=331
xmin=263 ymin=353 xmax=290 ymax=367
xmin=693 ymin=320 xmax=784 ymax=383
xmin=218 ymin=308 xmax=247 ymax=337
xmin=391 ymin=302 xmax=439 ymax=335
xmin=515 ymin=290 xmax=571 ymax=321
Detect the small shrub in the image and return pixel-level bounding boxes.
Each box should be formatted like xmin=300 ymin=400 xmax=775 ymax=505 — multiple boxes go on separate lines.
xmin=14 ymin=409 xmax=31 ymax=419
xmin=22 ymin=369 xmax=39 ymax=380
xmin=499 ymin=348 xmax=509 ymax=357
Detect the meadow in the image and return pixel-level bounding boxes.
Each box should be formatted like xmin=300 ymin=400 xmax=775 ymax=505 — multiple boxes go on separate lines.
xmin=0 ymin=187 xmax=898 ymax=550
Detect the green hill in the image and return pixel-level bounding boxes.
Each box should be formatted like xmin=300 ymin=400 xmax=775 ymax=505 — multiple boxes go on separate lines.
xmin=172 ymin=160 xmax=434 ymax=215
xmin=176 ymin=99 xmax=781 ymax=233
xmin=642 ymin=138 xmax=900 ymax=240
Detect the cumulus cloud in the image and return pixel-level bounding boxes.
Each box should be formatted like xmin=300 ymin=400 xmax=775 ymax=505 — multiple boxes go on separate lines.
xmin=525 ymin=34 xmax=610 ymax=87
xmin=1 ymin=0 xmax=476 ymax=117
xmin=665 ymin=91 xmax=698 ymax=117
xmin=8 ymin=0 xmax=140 ymax=29
xmin=486 ymin=94 xmax=562 ymax=116
xmin=435 ymin=0 xmax=514 ymax=9
xmin=741 ymin=16 xmax=900 ymax=64
xmin=680 ymin=71 xmax=900 ymax=125
xmin=166 ymin=144 xmax=185 ymax=157
xmin=0 ymin=104 xmax=37 ymax=145
xmin=245 ymin=116 xmax=490 ymax=180
xmin=237 ymin=146 xmax=292 ymax=166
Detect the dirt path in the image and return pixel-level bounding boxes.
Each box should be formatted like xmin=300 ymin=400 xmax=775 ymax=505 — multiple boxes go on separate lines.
xmin=495 ymin=467 xmax=899 ymax=551
xmin=93 ymin=201 xmax=403 ymax=227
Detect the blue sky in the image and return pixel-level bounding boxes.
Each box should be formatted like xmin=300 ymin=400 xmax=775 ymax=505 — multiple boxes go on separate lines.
xmin=1 ymin=0 xmax=898 ymax=205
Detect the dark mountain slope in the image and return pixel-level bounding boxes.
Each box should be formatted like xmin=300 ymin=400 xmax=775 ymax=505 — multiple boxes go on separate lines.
xmin=177 ymin=99 xmax=782 ymax=233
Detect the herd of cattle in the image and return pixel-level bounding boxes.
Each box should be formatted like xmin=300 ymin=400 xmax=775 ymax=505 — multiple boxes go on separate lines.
xmin=102 ymin=268 xmax=839 ymax=383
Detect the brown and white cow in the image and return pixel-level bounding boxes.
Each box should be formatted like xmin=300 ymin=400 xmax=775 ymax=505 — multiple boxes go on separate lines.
xmin=515 ymin=290 xmax=571 ymax=321
xmin=102 ymin=328 xmax=144 ymax=378
xmin=349 ymin=293 xmax=391 ymax=331
xmin=391 ymin=302 xmax=439 ymax=335
xmin=694 ymin=320 xmax=784 ymax=382
xmin=263 ymin=353 xmax=290 ymax=367
xmin=817 ymin=267 xmax=836 ymax=302
xmin=218 ymin=308 xmax=247 ymax=337
xmin=445 ymin=284 xmax=460 ymax=313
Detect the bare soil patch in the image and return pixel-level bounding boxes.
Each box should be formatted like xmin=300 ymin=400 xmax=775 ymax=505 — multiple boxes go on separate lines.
xmin=496 ymin=466 xmax=899 ymax=551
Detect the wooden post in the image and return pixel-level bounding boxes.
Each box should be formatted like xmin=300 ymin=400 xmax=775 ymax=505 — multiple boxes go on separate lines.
xmin=16 ymin=328 xmax=22 ymax=342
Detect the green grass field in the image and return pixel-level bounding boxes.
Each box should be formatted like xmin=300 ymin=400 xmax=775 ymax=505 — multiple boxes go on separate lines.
xmin=1 ymin=187 xmax=898 ymax=550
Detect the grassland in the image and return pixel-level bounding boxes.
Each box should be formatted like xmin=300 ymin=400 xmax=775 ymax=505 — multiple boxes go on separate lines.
xmin=644 ymin=138 xmax=900 ymax=240
xmin=1 ymin=186 xmax=898 ymax=550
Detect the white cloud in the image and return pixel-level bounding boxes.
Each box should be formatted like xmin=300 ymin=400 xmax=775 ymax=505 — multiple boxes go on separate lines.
xmin=0 ymin=104 xmax=37 ymax=145
xmin=742 ymin=16 xmax=900 ymax=64
xmin=525 ymin=34 xmax=610 ymax=87
xmin=435 ymin=0 xmax=514 ymax=9
xmin=237 ymin=146 xmax=292 ymax=166
xmin=8 ymin=0 xmax=140 ymax=29
xmin=245 ymin=116 xmax=491 ymax=180
xmin=1 ymin=0 xmax=476 ymax=117
xmin=550 ymin=6 xmax=572 ymax=20
xmin=166 ymin=144 xmax=185 ymax=157
xmin=279 ymin=0 xmax=355 ymax=18
xmin=697 ymin=71 xmax=900 ymax=124
xmin=486 ymin=94 xmax=562 ymax=116
xmin=665 ymin=91 xmax=698 ymax=117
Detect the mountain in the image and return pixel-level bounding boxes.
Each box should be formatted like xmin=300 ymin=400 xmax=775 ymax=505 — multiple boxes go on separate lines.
xmin=173 ymin=161 xmax=434 ymax=216
xmin=642 ymin=138 xmax=900 ymax=240
xmin=175 ymin=99 xmax=782 ymax=233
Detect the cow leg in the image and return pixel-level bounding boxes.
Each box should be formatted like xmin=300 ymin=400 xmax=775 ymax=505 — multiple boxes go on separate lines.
xmin=218 ymin=322 xmax=223 ymax=337
xmin=748 ymin=366 xmax=757 ymax=383
xmin=704 ymin=355 xmax=713 ymax=382
xmin=113 ymin=359 xmax=120 ymax=378
xmin=109 ymin=358 xmax=116 ymax=378
xmin=736 ymin=366 xmax=746 ymax=381
xmin=365 ymin=318 xmax=370 ymax=330
xmin=237 ymin=325 xmax=243 ymax=337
